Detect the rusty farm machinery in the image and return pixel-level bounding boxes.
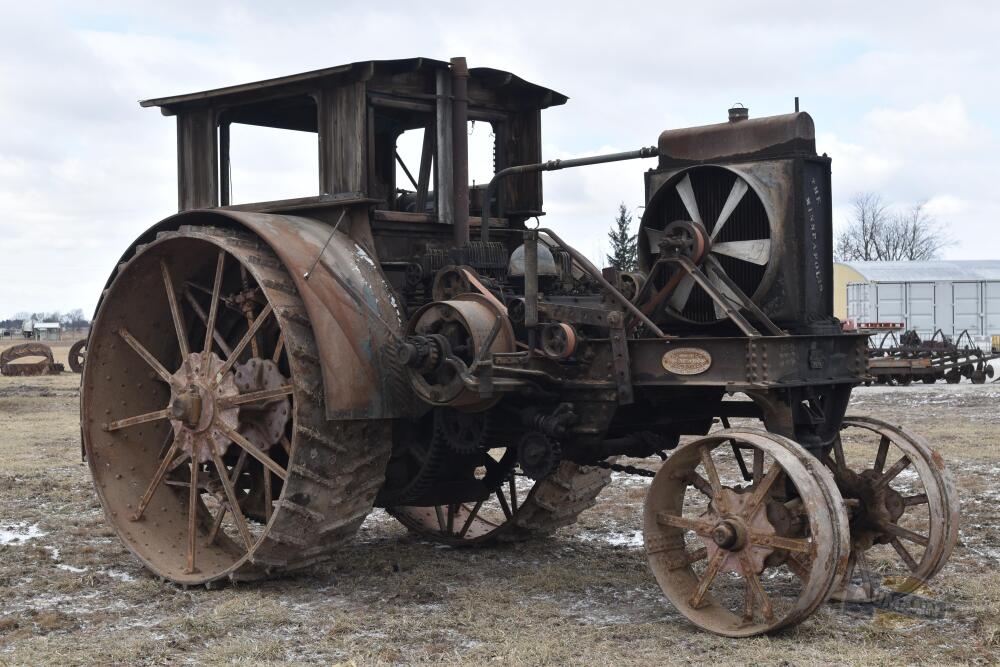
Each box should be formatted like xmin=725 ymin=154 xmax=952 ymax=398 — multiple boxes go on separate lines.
xmin=80 ymin=58 xmax=959 ymax=637
xmin=0 ymin=342 xmax=64 ymax=376
xmin=867 ymin=328 xmax=997 ymax=385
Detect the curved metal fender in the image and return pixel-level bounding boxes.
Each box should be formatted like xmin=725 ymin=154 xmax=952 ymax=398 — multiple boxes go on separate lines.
xmin=99 ymin=207 xmax=411 ymax=420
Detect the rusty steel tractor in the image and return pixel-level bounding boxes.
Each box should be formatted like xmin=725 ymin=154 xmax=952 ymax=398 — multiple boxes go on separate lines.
xmin=81 ymin=58 xmax=958 ymax=636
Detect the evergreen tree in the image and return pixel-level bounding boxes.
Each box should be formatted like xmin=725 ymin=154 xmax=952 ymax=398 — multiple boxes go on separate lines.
xmin=606 ymin=203 xmax=637 ymax=271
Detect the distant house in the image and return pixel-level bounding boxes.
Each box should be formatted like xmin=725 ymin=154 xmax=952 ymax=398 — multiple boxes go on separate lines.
xmin=31 ymin=322 xmax=62 ymax=341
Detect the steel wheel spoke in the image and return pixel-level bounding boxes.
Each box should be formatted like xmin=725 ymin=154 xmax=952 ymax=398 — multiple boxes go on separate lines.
xmin=699 ymin=448 xmax=721 ymax=491
xmin=458 ymin=500 xmax=485 ymax=538
xmin=208 ymin=450 xmax=248 ymax=544
xmin=832 ymin=437 xmax=846 ymax=471
xmin=264 ymin=468 xmax=273 ymax=522
xmin=130 ymin=440 xmax=181 ymax=521
xmin=667 ymin=546 xmax=708 ymax=570
xmin=434 ymin=505 xmax=447 ymax=533
xmin=891 ymin=537 xmax=920 ymax=571
xmin=221 ymin=425 xmax=288 ymax=481
xmin=749 ymin=533 xmax=811 ymax=553
xmin=688 ymin=547 xmax=726 ymax=608
xmin=160 ymin=260 xmax=191 ymax=360
xmin=883 ymin=522 xmax=929 ymax=547
xmin=496 ymin=488 xmax=513 ymax=519
xmin=739 ymin=551 xmax=775 ymax=622
xmin=786 ymin=552 xmax=812 ymax=580
xmin=272 ymin=334 xmax=285 ymax=364
xmin=903 ymin=493 xmax=929 ymax=507
xmin=752 ymin=448 xmax=764 ymax=484
xmin=687 ymin=471 xmax=714 ymax=499
xmin=214 ymin=304 xmax=274 ymax=384
xmin=185 ymin=459 xmax=200 ymax=574
xmin=105 ymin=408 xmax=171 ymax=432
xmin=656 ymin=511 xmax=714 ymax=537
xmin=210 ymin=447 xmax=254 ymax=552
xmin=118 ymin=327 xmax=175 ymax=385
xmin=508 ymin=477 xmax=518 ymax=513
xmin=876 ymin=455 xmax=911 ymax=488
xmin=184 ymin=288 xmax=233 ymax=357
xmin=745 ymin=464 xmax=782 ymax=519
xmin=873 ymin=435 xmax=890 ymax=473
xmin=218 ymin=385 xmax=292 ymax=408
xmin=203 ymin=250 xmax=226 ymax=364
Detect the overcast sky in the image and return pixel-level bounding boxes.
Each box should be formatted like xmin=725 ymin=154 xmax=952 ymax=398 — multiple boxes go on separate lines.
xmin=2 ymin=1 xmax=998 ymax=316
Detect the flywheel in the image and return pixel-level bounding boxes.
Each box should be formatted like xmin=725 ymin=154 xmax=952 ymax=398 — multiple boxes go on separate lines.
xmin=81 ymin=225 xmax=390 ymax=585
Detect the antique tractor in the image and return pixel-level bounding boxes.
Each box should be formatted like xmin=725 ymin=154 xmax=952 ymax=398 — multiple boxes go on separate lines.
xmin=81 ymin=58 xmax=958 ymax=636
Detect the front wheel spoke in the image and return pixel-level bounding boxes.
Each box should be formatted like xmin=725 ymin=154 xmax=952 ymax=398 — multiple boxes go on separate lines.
xmin=218 ymin=385 xmax=293 ymax=409
xmin=876 ymin=455 xmax=911 ymax=488
xmin=130 ymin=440 xmax=181 ymax=521
xmin=786 ymin=552 xmax=812 ymax=580
xmin=699 ymin=448 xmax=724 ymax=497
xmin=209 ymin=447 xmax=254 ymax=552
xmin=508 ymin=477 xmax=518 ymax=513
xmin=656 ymin=511 xmax=714 ymax=537
xmin=105 ymin=408 xmax=171 ymax=432
xmin=739 ymin=551 xmax=775 ymax=622
xmin=264 ymin=468 xmax=273 ymax=522
xmin=882 ymin=522 xmax=929 ymax=547
xmin=890 ymin=537 xmax=920 ymax=571
xmin=118 ymin=328 xmax=175 ymax=385
xmin=745 ymin=464 xmax=782 ymax=519
xmin=873 ymin=435 xmax=890 ymax=473
xmin=855 ymin=547 xmax=875 ymax=595
xmin=688 ymin=547 xmax=727 ymax=608
xmin=903 ymin=493 xmax=928 ymax=507
xmin=221 ymin=425 xmax=287 ymax=481
xmin=272 ymin=334 xmax=285 ymax=364
xmin=686 ymin=472 xmax=714 ymax=499
xmin=214 ymin=304 xmax=274 ymax=384
xmin=185 ymin=460 xmax=200 ymax=573
xmin=832 ymin=437 xmax=847 ymax=471
xmin=752 ymin=448 xmax=764 ymax=484
xmin=749 ymin=532 xmax=811 ymax=553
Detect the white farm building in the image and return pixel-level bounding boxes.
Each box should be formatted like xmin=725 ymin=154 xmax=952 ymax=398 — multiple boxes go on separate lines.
xmin=834 ymin=261 xmax=1000 ymax=340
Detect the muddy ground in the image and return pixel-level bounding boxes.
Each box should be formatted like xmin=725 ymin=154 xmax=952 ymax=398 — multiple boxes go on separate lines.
xmin=0 ymin=364 xmax=998 ymax=665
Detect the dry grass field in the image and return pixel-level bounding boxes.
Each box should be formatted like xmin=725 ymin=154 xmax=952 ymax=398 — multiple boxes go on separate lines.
xmin=0 ymin=347 xmax=998 ymax=665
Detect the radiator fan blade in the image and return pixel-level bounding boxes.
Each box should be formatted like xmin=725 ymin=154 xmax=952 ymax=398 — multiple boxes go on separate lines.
xmin=707 ymin=265 xmax=742 ymax=320
xmin=645 ymin=228 xmax=665 ymax=254
xmin=675 ymin=174 xmax=703 ymax=225
xmin=667 ymin=274 xmax=696 ymax=312
xmin=711 ymin=239 xmax=771 ymax=265
xmin=711 ymin=177 xmax=749 ymax=241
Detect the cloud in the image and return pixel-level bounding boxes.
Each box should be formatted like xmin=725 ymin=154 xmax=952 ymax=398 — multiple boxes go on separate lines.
xmin=2 ymin=1 xmax=1000 ymax=314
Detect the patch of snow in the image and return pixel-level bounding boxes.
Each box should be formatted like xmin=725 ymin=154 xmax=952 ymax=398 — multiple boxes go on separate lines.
xmin=102 ymin=570 xmax=136 ymax=582
xmin=577 ymin=529 xmax=645 ymax=549
xmin=57 ymin=564 xmax=87 ymax=573
xmin=0 ymin=522 xmax=46 ymax=545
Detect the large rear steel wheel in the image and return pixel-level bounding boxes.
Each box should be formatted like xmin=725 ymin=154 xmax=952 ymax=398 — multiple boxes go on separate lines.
xmin=82 ymin=225 xmax=390 ymax=585
xmin=389 ymin=459 xmax=613 ymax=545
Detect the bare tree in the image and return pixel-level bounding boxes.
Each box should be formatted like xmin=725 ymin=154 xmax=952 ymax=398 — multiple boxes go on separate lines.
xmin=835 ymin=192 xmax=951 ymax=261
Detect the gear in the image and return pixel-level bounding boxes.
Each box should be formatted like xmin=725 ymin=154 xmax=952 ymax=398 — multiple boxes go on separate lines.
xmin=517 ymin=431 xmax=561 ymax=480
xmin=435 ymin=408 xmax=494 ymax=454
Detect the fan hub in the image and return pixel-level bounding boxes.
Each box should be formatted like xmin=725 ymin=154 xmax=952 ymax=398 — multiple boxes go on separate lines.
xmin=659 ymin=220 xmax=711 ymax=264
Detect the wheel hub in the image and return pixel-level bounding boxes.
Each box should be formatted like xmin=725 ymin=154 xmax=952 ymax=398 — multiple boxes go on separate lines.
xmin=700 ymin=488 xmax=775 ymax=575
xmin=837 ymin=467 xmax=905 ymax=546
xmin=168 ymin=352 xmax=239 ymax=463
